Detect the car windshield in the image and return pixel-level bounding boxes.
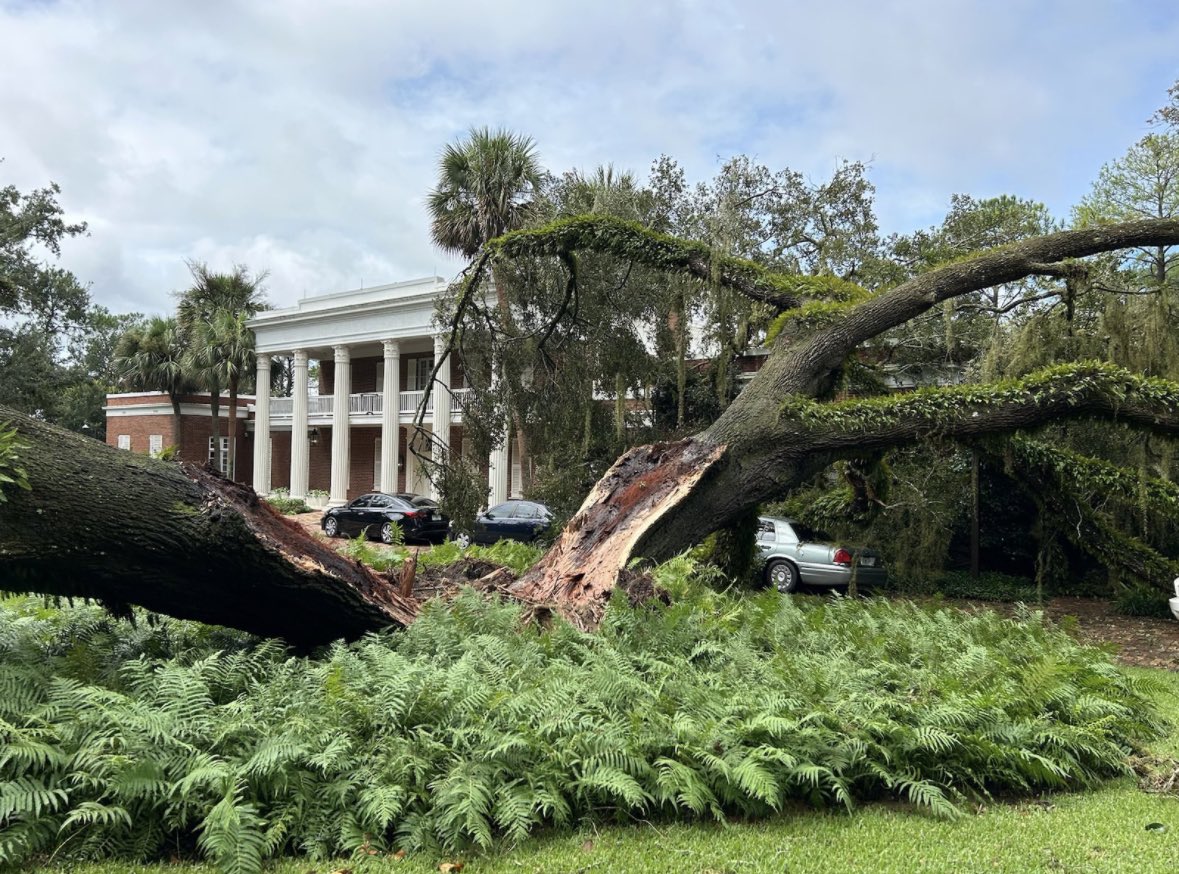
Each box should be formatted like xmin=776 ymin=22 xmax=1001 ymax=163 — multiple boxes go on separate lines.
xmin=407 ymin=497 xmax=438 ymax=508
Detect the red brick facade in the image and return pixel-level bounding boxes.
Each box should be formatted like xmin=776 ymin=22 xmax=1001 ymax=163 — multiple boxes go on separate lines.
xmin=104 ymin=394 xmax=254 ymax=484
xmin=107 ymin=386 xmax=487 ymax=501
xmin=265 ymin=425 xmax=469 ymax=499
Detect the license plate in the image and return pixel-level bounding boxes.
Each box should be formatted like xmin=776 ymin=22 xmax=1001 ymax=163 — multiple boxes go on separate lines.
xmin=432 ymin=512 xmax=441 ymax=520
xmin=860 ymin=557 xmax=876 ymax=567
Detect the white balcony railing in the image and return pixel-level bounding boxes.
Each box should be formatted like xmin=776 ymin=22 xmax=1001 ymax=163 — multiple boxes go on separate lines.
xmin=268 ymin=389 xmax=468 ymax=419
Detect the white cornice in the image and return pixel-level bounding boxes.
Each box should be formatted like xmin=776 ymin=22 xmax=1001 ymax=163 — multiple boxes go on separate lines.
xmin=104 ymin=404 xmax=250 ymax=418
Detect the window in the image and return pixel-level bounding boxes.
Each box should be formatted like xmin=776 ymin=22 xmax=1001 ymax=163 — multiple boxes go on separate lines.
xmin=374 ymin=437 xmax=382 ymax=489
xmin=409 ymin=357 xmax=434 ymax=391
xmin=488 ymin=501 xmax=518 ymax=518
xmin=757 ymin=519 xmax=776 ymax=542
xmin=148 ymin=434 xmax=163 ymax=456
xmin=207 ymin=436 xmax=229 ymax=474
xmin=117 ymin=434 xmax=131 ymax=451
xmin=375 ymin=361 xmax=384 ymax=393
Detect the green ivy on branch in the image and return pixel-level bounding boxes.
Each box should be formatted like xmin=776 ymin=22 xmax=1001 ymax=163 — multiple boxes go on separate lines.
xmin=486 ymin=215 xmax=870 ymax=311
xmin=1005 ymin=436 xmax=1179 ymax=515
xmin=780 ymin=362 xmax=1179 ymax=433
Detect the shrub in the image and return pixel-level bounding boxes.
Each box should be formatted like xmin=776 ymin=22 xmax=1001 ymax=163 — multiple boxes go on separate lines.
xmin=418 ymin=539 xmax=545 ymax=575
xmin=884 ymin=570 xmax=1041 ymax=602
xmin=265 ymin=496 xmax=312 ymax=515
xmin=0 ymin=583 xmax=1162 ymax=871
xmin=339 ymin=530 xmax=407 ymax=572
xmin=1113 ymin=583 xmax=1173 ymax=618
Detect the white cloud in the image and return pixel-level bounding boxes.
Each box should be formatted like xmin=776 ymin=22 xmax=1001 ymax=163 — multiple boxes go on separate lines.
xmin=2 ymin=0 xmax=1176 ymax=314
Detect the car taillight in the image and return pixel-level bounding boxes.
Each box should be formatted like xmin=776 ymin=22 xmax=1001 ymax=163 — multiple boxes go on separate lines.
xmin=402 ymin=511 xmax=418 ymax=519
xmin=833 ymin=548 xmax=853 ymax=566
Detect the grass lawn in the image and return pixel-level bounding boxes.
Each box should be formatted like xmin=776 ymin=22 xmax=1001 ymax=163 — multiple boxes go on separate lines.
xmin=31 ymin=667 xmax=1179 ymax=874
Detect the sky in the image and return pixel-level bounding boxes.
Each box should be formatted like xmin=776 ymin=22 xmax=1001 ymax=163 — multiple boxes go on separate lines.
xmin=2 ymin=0 xmax=1178 ymax=315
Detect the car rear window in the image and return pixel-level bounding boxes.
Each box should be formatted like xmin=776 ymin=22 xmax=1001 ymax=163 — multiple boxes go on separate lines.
xmin=789 ymin=522 xmax=832 ymax=542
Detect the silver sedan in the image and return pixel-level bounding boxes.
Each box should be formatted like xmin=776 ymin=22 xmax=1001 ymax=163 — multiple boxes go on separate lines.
xmin=757 ymin=516 xmax=887 ymax=593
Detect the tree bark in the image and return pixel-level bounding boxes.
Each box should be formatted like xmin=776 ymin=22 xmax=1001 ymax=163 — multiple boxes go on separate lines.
xmin=0 ymin=408 xmax=416 ymax=647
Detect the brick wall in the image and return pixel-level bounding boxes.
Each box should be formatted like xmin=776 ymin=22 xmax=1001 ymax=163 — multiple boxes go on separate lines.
xmin=105 ymin=411 xmax=252 ymax=484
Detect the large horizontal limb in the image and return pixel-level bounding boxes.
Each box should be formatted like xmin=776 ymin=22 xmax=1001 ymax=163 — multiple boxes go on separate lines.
xmin=789 ymin=218 xmax=1179 ymax=384
xmin=487 ymin=215 xmax=867 ymax=311
xmin=785 ymin=363 xmax=1179 ymax=454
xmin=1002 ymin=436 xmax=1179 ymax=515
xmin=0 ymin=408 xmax=417 ymax=647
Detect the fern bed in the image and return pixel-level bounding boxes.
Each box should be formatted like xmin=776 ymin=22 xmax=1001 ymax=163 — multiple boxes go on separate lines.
xmin=0 ymin=573 xmax=1166 ymax=873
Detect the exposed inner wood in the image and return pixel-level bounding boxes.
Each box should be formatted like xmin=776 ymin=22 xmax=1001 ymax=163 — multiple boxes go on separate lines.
xmin=509 ymin=438 xmax=727 ymax=627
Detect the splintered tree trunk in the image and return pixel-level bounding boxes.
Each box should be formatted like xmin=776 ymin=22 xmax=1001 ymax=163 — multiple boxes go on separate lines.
xmin=509 ymin=439 xmax=729 ymax=626
xmin=0 ymin=408 xmax=415 ymax=647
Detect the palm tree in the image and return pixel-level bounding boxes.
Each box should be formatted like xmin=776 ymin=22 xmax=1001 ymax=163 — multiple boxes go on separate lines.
xmin=427 ymin=127 xmax=542 ymax=489
xmin=177 ymin=263 xmax=267 ymax=479
xmin=114 ymin=317 xmax=193 ymax=445
xmin=428 ymin=127 xmax=542 ymax=258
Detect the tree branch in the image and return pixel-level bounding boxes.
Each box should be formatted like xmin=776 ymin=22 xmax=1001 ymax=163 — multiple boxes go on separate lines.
xmin=487 ymin=215 xmax=866 ymax=312
xmin=803 ymin=219 xmax=1179 ymax=373
xmin=787 ymin=363 xmax=1179 ymax=455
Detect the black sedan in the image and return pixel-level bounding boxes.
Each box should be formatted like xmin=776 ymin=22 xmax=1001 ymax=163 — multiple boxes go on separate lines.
xmin=321 ymin=492 xmax=450 ymax=544
xmin=453 ymin=500 xmax=553 ymax=547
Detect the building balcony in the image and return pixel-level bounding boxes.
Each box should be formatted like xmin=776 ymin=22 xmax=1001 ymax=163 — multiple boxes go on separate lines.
xmin=266 ymin=389 xmax=470 ymax=425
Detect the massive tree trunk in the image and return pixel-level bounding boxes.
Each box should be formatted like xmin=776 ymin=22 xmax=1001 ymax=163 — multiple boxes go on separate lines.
xmin=0 ymin=409 xmax=416 ymax=647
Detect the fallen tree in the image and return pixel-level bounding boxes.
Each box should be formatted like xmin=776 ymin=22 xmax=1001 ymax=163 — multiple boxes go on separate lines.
xmin=3 ymin=218 xmax=1179 ymax=638
xmin=489 ymin=217 xmax=1179 ymax=625
xmin=0 ymin=413 xmax=416 ymax=647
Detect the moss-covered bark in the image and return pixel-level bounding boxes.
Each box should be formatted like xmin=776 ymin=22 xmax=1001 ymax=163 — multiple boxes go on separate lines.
xmin=0 ymin=408 xmax=416 ymax=646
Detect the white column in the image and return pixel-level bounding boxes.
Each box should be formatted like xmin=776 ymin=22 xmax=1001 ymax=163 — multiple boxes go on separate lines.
xmin=329 ymin=344 xmax=352 ymax=507
xmin=380 ymin=339 xmax=400 ymax=493
xmin=430 ymin=334 xmax=452 ymax=500
xmin=290 ymin=350 xmax=309 ymax=499
xmin=252 ymin=354 xmax=272 ymax=495
xmin=487 ymin=358 xmax=510 ymax=506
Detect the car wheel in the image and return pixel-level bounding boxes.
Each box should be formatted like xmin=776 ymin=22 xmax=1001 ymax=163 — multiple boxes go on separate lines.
xmin=323 ymin=516 xmax=340 ymax=537
xmin=380 ymin=521 xmax=397 ymax=545
xmin=766 ymin=559 xmax=799 ymax=594
xmin=452 ymin=531 xmax=472 ymax=549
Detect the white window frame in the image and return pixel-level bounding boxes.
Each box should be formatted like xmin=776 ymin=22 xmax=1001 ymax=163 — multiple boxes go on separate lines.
xmin=409 ymin=357 xmax=434 ymax=391
xmin=117 ymin=434 xmax=131 ymax=451
xmin=208 ymin=436 xmax=229 ymax=474
xmin=148 ymin=434 xmax=163 ymax=456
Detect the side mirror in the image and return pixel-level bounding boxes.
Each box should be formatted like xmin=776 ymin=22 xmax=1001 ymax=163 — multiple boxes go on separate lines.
xmin=484 ymin=513 xmax=496 ymax=520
